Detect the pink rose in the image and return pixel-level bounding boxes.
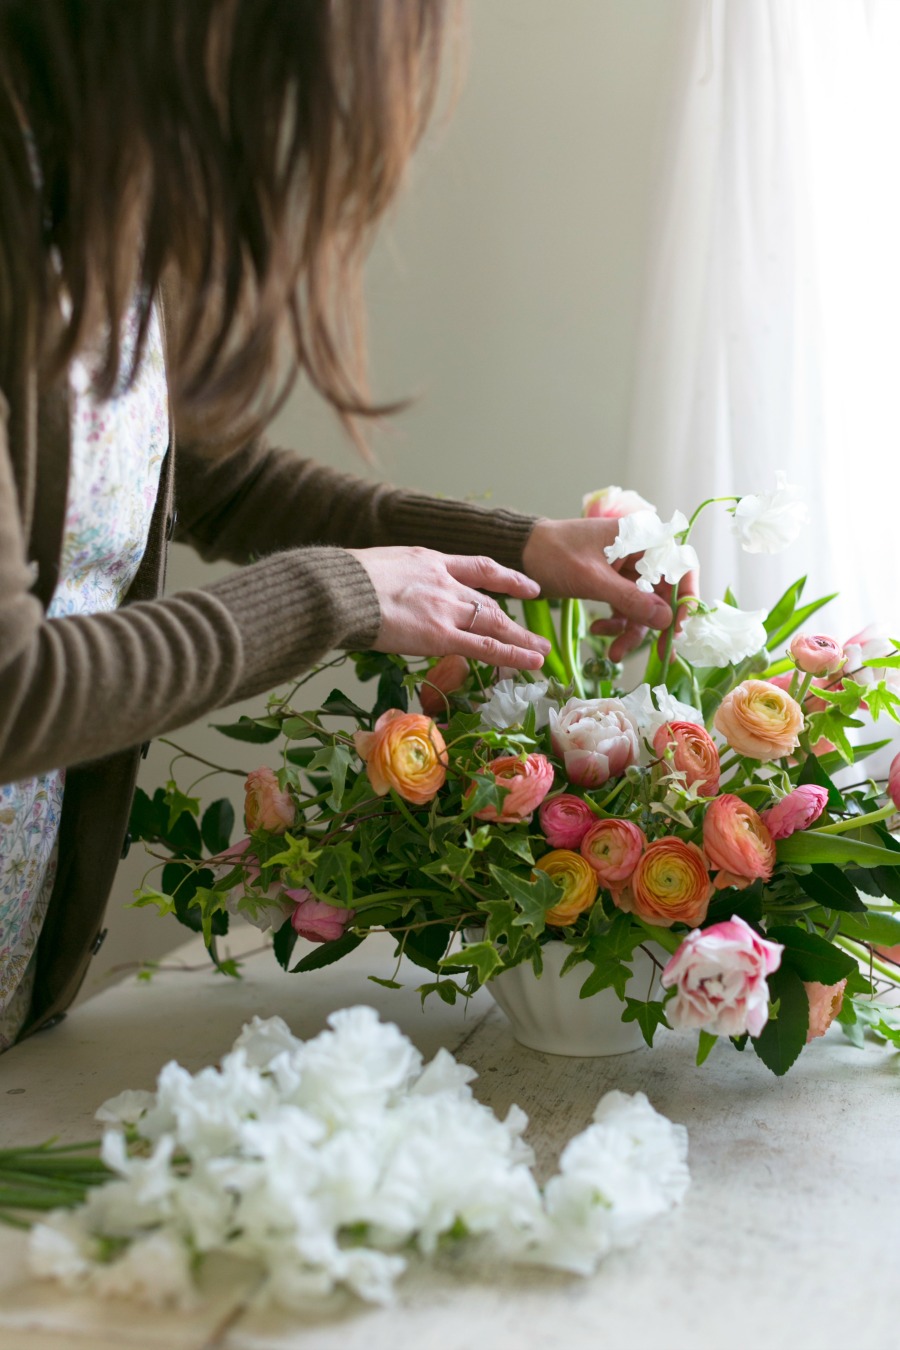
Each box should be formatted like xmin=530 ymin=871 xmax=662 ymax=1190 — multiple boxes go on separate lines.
xmin=789 ymin=633 xmax=845 ymax=677
xmin=889 ymin=752 xmax=900 ymax=811
xmin=419 ymin=654 xmax=470 ymax=718
xmin=244 ymin=767 xmax=296 ymax=835
xmin=652 ymin=720 xmax=721 ymax=796
xmin=581 ymin=485 xmax=653 ymax=519
xmin=702 ymin=794 xmax=776 ymax=890
xmin=539 ymin=794 xmax=596 ymax=849
xmin=549 ymin=697 xmax=639 ymax=789
xmin=804 ymin=979 xmax=847 ymax=1042
xmin=580 ymin=818 xmax=646 ymax=886
xmin=761 ymin=785 xmax=828 ymax=840
xmin=473 ymin=753 xmax=555 ymax=823
xmin=660 ymin=915 xmax=784 ymax=1038
xmin=288 ymin=889 xmax=355 ymax=943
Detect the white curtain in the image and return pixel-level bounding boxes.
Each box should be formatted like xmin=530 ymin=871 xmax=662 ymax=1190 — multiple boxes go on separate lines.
xmin=627 ymin=0 xmax=900 ymax=641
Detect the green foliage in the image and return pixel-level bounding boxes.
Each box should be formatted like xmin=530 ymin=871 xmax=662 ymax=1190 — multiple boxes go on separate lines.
xmin=752 ymin=968 xmax=809 ymax=1076
xmin=621 ymin=998 xmax=670 ymax=1047
xmin=211 ymin=715 xmax=281 ymax=743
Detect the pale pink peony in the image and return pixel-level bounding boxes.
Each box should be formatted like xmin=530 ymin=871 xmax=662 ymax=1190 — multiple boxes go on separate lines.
xmin=661 ymin=915 xmax=784 ymax=1038
xmin=761 ymin=785 xmax=828 ymax=840
xmin=889 ymin=752 xmax=900 ymax=811
xmin=473 ymin=753 xmax=555 ymax=823
xmin=804 ymin=978 xmax=847 ymax=1042
xmin=581 ymin=485 xmax=653 ymax=519
xmin=549 ymin=697 xmax=639 ymax=789
xmin=702 ymin=794 xmax=776 ymax=890
xmin=539 ymin=794 xmax=596 ymax=849
xmin=244 ymin=767 xmax=296 ymax=834
xmin=580 ymin=818 xmax=646 ymax=886
xmin=288 ymin=889 xmax=355 ymax=943
xmin=789 ymin=633 xmax=845 ymax=677
xmin=419 ymin=654 xmax=470 ymax=718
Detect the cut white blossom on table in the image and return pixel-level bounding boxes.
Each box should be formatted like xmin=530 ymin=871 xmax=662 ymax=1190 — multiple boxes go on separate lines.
xmin=26 ymin=1011 xmax=689 ymax=1310
xmin=479 ymin=677 xmax=557 ymax=732
xmin=731 ymin=473 xmax=808 ymax=554
xmin=676 ymin=600 xmax=768 ymax=667
xmin=603 ymin=509 xmax=699 ymax=593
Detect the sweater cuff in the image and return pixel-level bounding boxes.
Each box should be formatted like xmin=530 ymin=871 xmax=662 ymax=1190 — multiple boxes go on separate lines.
xmin=382 ymin=491 xmax=537 ymax=572
xmin=205 ymin=547 xmax=380 ymax=701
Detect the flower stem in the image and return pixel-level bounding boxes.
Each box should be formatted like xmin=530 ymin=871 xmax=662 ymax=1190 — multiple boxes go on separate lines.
xmin=813 ymin=804 xmax=896 ymax=835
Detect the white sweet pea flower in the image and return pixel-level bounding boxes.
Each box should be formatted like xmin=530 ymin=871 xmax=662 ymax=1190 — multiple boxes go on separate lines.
xmin=603 ymin=509 xmax=699 ymax=593
xmin=676 ymin=600 xmax=767 ymax=667
xmin=479 ymin=678 xmax=556 ymax=732
xmin=731 ymin=472 xmax=808 ymax=554
xmin=620 ymin=684 xmax=703 ymax=750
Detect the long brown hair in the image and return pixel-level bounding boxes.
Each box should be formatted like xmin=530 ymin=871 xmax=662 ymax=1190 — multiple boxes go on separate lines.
xmin=0 ymin=0 xmax=452 ymax=440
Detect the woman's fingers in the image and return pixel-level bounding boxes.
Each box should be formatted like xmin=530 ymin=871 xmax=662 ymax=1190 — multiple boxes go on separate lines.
xmin=445 ymin=554 xmax=541 ymax=600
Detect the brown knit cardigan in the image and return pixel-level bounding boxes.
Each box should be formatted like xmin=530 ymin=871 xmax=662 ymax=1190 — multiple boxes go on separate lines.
xmin=0 ymin=293 xmax=536 ymax=1034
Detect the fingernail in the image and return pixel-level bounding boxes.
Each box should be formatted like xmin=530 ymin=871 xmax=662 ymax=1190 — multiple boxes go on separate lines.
xmin=537 ymin=638 xmax=552 ymax=653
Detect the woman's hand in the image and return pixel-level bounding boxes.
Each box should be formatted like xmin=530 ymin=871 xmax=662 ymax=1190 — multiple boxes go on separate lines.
xmin=521 ymin=517 xmax=696 ymax=662
xmin=347 ymin=546 xmax=551 ymax=670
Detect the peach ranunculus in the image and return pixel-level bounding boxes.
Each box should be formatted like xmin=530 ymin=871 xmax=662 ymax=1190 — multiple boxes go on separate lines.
xmin=581 ymin=485 xmax=653 ymax=519
xmin=713 ymin=679 xmax=804 ymax=760
xmin=889 ymin=752 xmax=900 ymax=812
xmin=804 ymin=978 xmax=847 ymax=1042
xmin=616 ymin=837 xmax=713 ymax=928
xmin=353 ymin=709 xmax=447 ymax=806
xmin=538 ymin=794 xmax=596 ymax=849
xmin=287 ymin=888 xmax=356 ymax=944
xmin=652 ymin=720 xmax=721 ymax=796
xmin=661 ymin=916 xmax=784 ymax=1037
xmin=549 ymin=697 xmax=639 ymax=789
xmin=419 ymin=654 xmax=470 ymax=718
xmin=472 ymin=753 xmax=555 ymax=824
xmin=535 ymin=849 xmax=599 ymax=927
xmin=760 ymin=785 xmax=828 ymax=840
xmin=580 ymin=818 xmax=646 ymax=887
xmin=702 ymin=794 xmax=776 ymax=890
xmin=244 ymin=767 xmax=296 ymax=835
xmin=789 ymin=633 xmax=845 ymax=677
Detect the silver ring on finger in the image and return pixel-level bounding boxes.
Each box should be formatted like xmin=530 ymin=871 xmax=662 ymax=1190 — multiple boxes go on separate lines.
xmin=466 ymin=599 xmax=483 ymax=632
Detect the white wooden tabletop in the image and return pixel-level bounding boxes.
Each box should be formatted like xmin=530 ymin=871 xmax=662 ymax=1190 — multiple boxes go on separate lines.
xmin=0 ymin=925 xmax=898 ymax=1350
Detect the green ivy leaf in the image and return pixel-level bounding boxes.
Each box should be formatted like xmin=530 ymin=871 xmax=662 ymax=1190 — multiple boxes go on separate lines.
xmin=306 ymin=744 xmax=353 ymax=811
xmin=440 ymin=940 xmax=505 ymax=986
xmin=190 ymin=886 xmax=229 ymax=947
xmin=752 ymin=967 xmax=808 ymax=1076
xmin=266 ymin=833 xmax=322 ymax=887
xmin=400 ymin=924 xmax=454 ymax=974
xmin=418 ymin=979 xmax=463 ymax=1007
xmin=579 ymin=957 xmax=630 ymax=1001
xmin=863 ymin=682 xmax=900 ymax=723
xmin=211 ymin=715 xmax=281 ymax=743
xmin=368 ymin=976 xmax=404 ymax=990
xmin=621 ymin=998 xmax=670 ymax=1047
xmin=313 ymin=840 xmax=356 ymax=904
xmin=696 ymin=1030 xmax=717 ymax=1066
xmin=488 ymin=864 xmax=560 ymax=937
xmin=130 ymin=887 xmax=176 ymax=917
xmin=164 ymin=781 xmax=201 ymax=832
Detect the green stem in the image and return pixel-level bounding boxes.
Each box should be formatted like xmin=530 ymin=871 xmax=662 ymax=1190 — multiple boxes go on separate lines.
xmin=814 ymin=804 xmax=896 ymax=835
xmin=683 ymin=495 xmax=741 ymax=538
xmin=832 ymin=934 xmax=900 ymax=985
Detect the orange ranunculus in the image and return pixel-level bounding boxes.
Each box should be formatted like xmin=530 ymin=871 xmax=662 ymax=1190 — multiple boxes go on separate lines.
xmin=244 ymin=767 xmax=296 ymax=834
xmin=713 ymin=679 xmax=803 ymax=761
xmin=472 ymin=753 xmax=555 ymax=824
xmin=702 ymin=793 xmax=776 ymax=890
xmin=652 ymin=720 xmax=721 ymax=796
xmin=623 ymin=837 xmax=713 ymax=928
xmin=419 ymin=654 xmax=470 ymax=718
xmin=353 ymin=709 xmax=447 ymax=806
xmin=535 ymin=849 xmax=599 ymax=927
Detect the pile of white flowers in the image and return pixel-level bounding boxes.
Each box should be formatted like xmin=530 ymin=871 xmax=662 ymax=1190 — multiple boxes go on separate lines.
xmin=27 ymin=1009 xmax=689 ymax=1309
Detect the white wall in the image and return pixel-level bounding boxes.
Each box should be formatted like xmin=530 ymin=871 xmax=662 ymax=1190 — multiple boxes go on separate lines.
xmin=82 ymin=0 xmax=686 ymax=999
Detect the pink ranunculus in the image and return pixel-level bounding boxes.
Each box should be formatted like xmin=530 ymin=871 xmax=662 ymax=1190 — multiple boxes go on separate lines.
xmin=419 ymin=654 xmax=470 ymax=718
xmin=660 ymin=915 xmax=784 ymax=1038
xmin=287 ymin=889 xmax=355 ymax=943
xmin=842 ymin=624 xmax=900 ymax=694
xmin=244 ymin=767 xmax=296 ymax=835
xmin=473 ymin=753 xmax=555 ymax=823
xmin=652 ymin=720 xmax=721 ymax=796
xmin=702 ymin=793 xmax=776 ymax=890
xmin=580 ymin=818 xmax=646 ymax=886
xmin=550 ymin=697 xmax=639 ymax=789
xmin=789 ymin=633 xmax=845 ymax=677
xmin=581 ymin=485 xmax=653 ymax=519
xmin=539 ymin=794 xmax=596 ymax=849
xmin=804 ymin=979 xmax=847 ymax=1042
xmin=761 ymin=785 xmax=829 ymax=840
xmin=889 ymin=752 xmax=900 ymax=811
xmin=767 ymin=671 xmax=829 ymax=714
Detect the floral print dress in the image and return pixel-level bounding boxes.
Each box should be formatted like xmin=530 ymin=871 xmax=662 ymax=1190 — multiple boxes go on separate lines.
xmin=0 ymin=304 xmax=168 ymax=1048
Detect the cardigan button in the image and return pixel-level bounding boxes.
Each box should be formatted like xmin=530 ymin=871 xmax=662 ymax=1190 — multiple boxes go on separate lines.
xmin=90 ymin=928 xmax=108 ymax=956
xmin=120 ymin=831 xmax=132 ymax=859
xmin=166 ymin=508 xmax=178 ymax=541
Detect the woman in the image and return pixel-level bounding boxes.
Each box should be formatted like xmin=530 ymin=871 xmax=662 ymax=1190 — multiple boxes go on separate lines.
xmin=0 ymin=1 xmax=673 ymax=1046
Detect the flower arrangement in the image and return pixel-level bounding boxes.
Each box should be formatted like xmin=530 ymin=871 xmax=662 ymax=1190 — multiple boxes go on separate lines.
xmin=131 ymin=480 xmax=900 ymax=1077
